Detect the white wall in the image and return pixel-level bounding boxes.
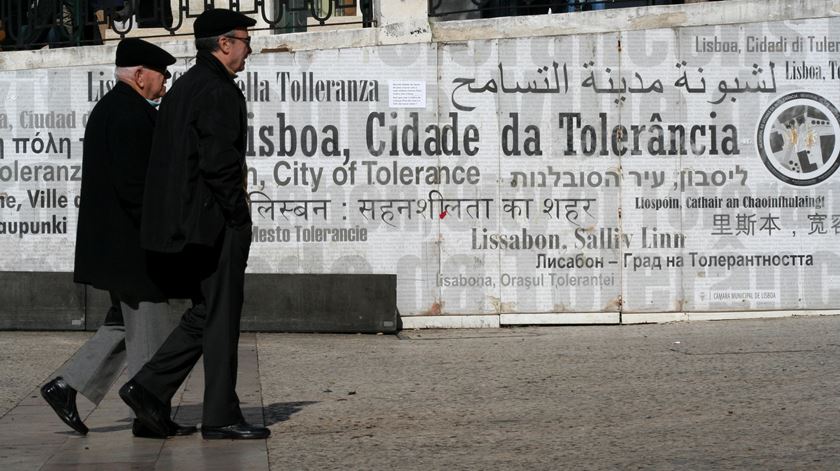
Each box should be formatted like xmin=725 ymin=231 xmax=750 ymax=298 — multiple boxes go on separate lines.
xmin=2 ymin=0 xmax=840 ymax=326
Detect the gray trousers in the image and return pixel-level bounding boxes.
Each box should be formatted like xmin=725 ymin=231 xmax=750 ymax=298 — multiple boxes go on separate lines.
xmin=58 ymin=296 xmax=178 ymax=406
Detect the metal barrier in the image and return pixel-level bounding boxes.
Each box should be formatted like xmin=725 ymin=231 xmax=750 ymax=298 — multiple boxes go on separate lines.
xmin=429 ymin=0 xmax=710 ymax=19
xmin=0 ymin=0 xmax=374 ymax=50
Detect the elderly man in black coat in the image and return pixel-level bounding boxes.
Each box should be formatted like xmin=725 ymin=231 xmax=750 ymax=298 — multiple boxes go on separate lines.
xmin=119 ymin=9 xmax=270 ymax=440
xmin=40 ymin=38 xmax=196 ymax=439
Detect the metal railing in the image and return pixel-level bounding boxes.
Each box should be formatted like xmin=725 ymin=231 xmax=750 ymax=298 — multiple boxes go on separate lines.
xmin=0 ymin=0 xmax=374 ymax=50
xmin=429 ymin=0 xmax=714 ymax=19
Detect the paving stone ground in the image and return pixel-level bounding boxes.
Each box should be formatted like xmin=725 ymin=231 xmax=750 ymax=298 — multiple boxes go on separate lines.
xmin=2 ymin=316 xmax=839 ymax=470
xmin=0 ymin=332 xmax=88 ymax=418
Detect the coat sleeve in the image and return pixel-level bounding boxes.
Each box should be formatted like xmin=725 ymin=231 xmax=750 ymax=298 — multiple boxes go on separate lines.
xmin=107 ymin=105 xmax=153 ymax=227
xmin=194 ymin=87 xmax=251 ymax=228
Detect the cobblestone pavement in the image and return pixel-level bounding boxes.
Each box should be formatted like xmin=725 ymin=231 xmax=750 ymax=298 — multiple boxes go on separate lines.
xmin=2 ymin=316 xmax=840 ymax=470
xmin=0 ymin=332 xmax=87 ymax=417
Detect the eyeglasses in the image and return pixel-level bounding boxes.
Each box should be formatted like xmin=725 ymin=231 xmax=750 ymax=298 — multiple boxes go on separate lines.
xmin=225 ymin=35 xmax=251 ymax=47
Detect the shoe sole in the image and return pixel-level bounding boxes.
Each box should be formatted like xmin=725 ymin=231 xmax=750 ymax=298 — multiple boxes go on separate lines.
xmin=133 ymin=425 xmax=197 ymax=439
xmin=201 ymin=431 xmax=270 ymax=440
xmin=40 ymin=386 xmax=89 ymax=435
xmin=173 ymin=427 xmax=199 ymax=436
xmin=118 ymin=388 xmax=170 ymax=438
xmin=132 ymin=430 xmax=167 ymax=439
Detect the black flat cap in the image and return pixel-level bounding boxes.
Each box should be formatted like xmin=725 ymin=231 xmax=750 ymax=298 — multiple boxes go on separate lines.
xmin=194 ymin=8 xmax=256 ymax=38
xmin=115 ymin=38 xmax=176 ymax=78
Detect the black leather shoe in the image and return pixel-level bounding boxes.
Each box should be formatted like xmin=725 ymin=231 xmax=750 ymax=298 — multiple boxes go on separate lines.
xmin=132 ymin=419 xmax=197 ymax=438
xmin=118 ymin=380 xmax=169 ymax=438
xmin=201 ymin=422 xmax=271 ymax=440
xmin=41 ymin=377 xmax=88 ymax=435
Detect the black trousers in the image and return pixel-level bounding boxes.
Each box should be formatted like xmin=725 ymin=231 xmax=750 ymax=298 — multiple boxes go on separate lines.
xmin=134 ymin=225 xmax=251 ymax=427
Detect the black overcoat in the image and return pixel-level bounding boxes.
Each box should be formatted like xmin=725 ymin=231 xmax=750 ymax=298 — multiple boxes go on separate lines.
xmin=74 ymin=81 xmax=166 ymax=301
xmin=141 ymin=50 xmax=251 ymax=253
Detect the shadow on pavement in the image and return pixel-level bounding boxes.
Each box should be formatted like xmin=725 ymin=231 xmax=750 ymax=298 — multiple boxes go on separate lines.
xmin=172 ymin=401 xmax=318 ymax=426
xmin=86 ymin=401 xmax=318 ymax=433
xmin=261 ymin=401 xmax=319 ymax=425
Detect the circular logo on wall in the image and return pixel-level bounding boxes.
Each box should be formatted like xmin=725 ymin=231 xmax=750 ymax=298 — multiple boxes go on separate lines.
xmin=756 ymin=91 xmax=840 ymax=186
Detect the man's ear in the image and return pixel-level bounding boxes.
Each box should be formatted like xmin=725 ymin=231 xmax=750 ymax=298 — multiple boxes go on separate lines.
xmin=134 ymin=68 xmax=145 ymax=88
xmin=218 ymin=36 xmax=231 ymax=54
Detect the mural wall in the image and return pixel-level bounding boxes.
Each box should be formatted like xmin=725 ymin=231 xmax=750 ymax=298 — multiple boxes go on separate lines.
xmin=2 ymin=18 xmax=840 ymax=316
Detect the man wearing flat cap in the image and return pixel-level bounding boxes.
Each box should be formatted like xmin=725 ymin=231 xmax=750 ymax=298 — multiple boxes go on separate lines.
xmin=40 ymin=38 xmax=197 ymax=439
xmin=119 ymin=9 xmax=270 ymax=440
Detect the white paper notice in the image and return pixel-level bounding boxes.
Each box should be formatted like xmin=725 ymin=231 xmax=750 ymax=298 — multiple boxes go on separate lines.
xmin=389 ymin=80 xmax=426 ymax=108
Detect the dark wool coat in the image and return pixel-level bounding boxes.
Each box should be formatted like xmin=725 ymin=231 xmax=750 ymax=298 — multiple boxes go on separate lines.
xmin=74 ymin=81 xmax=166 ymax=301
xmin=141 ymin=50 xmax=251 ymax=254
